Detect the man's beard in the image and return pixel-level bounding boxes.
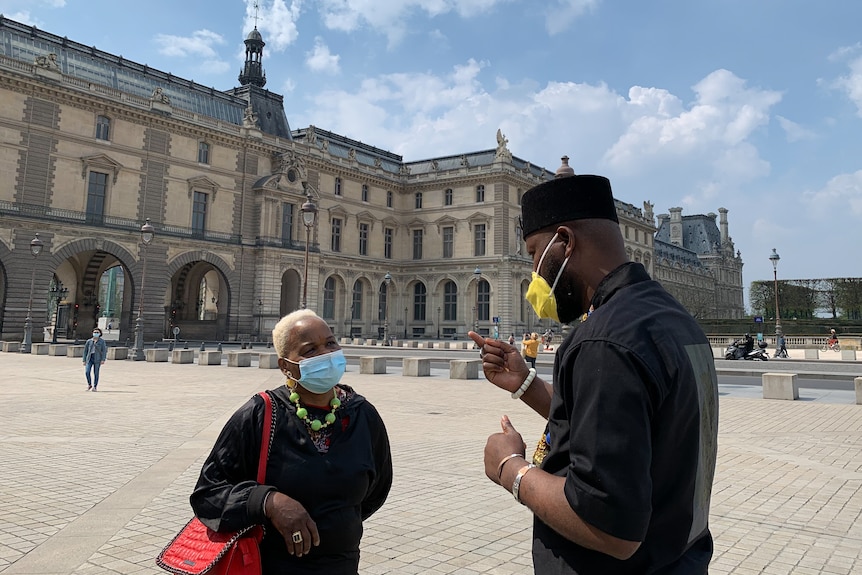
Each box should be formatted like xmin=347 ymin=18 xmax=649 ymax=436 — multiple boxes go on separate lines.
xmin=542 ymin=251 xmax=585 ymax=324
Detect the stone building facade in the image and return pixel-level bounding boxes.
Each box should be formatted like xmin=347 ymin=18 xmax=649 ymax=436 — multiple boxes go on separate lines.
xmin=0 ymin=17 xmax=743 ymax=345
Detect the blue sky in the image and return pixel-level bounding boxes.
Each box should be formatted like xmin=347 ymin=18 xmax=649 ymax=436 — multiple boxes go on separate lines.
xmin=4 ymin=0 xmax=862 ymax=292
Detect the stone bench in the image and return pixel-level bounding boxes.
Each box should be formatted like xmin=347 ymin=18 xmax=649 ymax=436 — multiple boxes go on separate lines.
xmin=48 ymin=344 xmax=67 ymax=356
xmin=840 ymin=349 xmax=857 ymax=361
xmin=31 ymin=343 xmax=50 ymax=355
xmin=364 ymin=338 xmax=378 ymax=346
xmin=360 ymin=356 xmax=387 ymax=375
xmin=258 ymin=353 xmax=279 ymax=369
xmin=762 ymin=372 xmax=798 ymax=400
xmin=107 ymin=347 xmax=128 ymax=360
xmin=449 ymin=359 xmax=481 ymax=380
xmin=433 ymin=342 xmax=447 ymax=349
xmin=352 ymin=338 xmax=363 ymax=345
xmin=199 ymin=351 xmax=222 ymax=365
xmin=449 ymin=341 xmax=469 ymax=350
xmin=227 ymin=351 xmax=252 ymax=367
xmin=403 ymin=357 xmax=431 ymax=377
xmin=856 ymin=377 xmax=862 ymax=406
xmin=172 ymin=349 xmax=195 ymax=364
xmin=340 ymin=337 xmax=352 ymax=345
xmin=145 ymin=348 xmax=169 ymax=362
xmin=66 ymin=345 xmax=85 ymax=358
xmin=401 ymin=341 xmax=417 ymax=348
xmin=1 ymin=341 xmax=20 ymax=353
xmin=804 ymin=349 xmax=820 ymax=360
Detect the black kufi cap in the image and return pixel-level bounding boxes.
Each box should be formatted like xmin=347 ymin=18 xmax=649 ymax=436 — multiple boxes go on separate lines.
xmin=520 ymin=174 xmax=618 ymax=238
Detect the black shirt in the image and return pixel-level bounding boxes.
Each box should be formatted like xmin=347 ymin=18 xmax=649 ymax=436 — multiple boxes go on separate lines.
xmin=533 ymin=262 xmax=719 ymax=574
xmin=190 ymin=385 xmax=392 ymax=575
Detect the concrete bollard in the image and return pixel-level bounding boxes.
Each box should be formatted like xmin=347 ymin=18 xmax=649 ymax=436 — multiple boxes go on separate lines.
xmin=401 ymin=341 xmax=417 ymax=348
xmin=31 ymin=343 xmax=50 ymax=355
xmin=107 ymin=347 xmax=128 ymax=360
xmin=762 ymin=372 xmax=799 ymax=400
xmin=48 ymin=344 xmax=68 ymax=356
xmin=258 ymin=353 xmax=279 ymax=369
xmin=364 ymin=338 xmax=378 ymax=346
xmin=360 ymin=356 xmax=387 ymax=374
xmin=66 ymin=345 xmax=85 ymax=358
xmin=403 ymin=357 xmax=431 ymax=377
xmin=340 ymin=337 xmax=352 ymax=345
xmin=145 ymin=348 xmax=169 ymax=362
xmin=227 ymin=352 xmax=252 ymax=367
xmin=804 ymin=349 xmax=820 ymax=360
xmin=449 ymin=359 xmax=481 ymax=380
xmin=199 ymin=351 xmax=222 ymax=365
xmin=840 ymin=349 xmax=857 ymax=361
xmin=1 ymin=341 xmax=21 ymax=352
xmin=172 ymin=349 xmax=195 ymax=364
xmin=855 ymin=377 xmax=862 ymax=406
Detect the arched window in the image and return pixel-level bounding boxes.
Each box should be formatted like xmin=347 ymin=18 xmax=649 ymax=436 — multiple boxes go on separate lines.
xmin=413 ymin=283 xmax=427 ymax=321
xmin=352 ymin=280 xmax=363 ymax=320
xmin=95 ymin=115 xmax=111 ymax=141
xmin=444 ymin=188 xmax=453 ymax=206
xmin=477 ymin=279 xmax=490 ymax=321
xmin=443 ymin=281 xmax=457 ymax=321
xmin=323 ymin=277 xmax=336 ymax=319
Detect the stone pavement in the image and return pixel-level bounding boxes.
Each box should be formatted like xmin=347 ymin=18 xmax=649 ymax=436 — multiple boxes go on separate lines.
xmin=0 ymin=352 xmax=859 ymax=574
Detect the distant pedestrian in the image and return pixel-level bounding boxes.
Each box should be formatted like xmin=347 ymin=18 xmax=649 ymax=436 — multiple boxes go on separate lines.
xmin=107 ymin=321 xmax=112 ymax=333
xmin=83 ymin=328 xmax=107 ymax=391
xmin=508 ymin=333 xmax=515 ymax=345
xmin=522 ymin=332 xmax=539 ymax=369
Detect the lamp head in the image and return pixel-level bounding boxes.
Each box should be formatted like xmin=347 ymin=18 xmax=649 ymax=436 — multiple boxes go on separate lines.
xmin=30 ymin=233 xmax=44 ymax=257
xmin=769 ymin=248 xmax=780 ymax=270
xmin=141 ymin=218 xmax=155 ymax=245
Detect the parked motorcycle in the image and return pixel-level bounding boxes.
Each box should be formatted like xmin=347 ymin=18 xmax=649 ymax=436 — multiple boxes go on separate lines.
xmin=724 ymin=338 xmax=769 ymax=361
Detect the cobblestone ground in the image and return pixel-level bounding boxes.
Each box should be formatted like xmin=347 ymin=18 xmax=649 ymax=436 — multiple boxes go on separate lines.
xmin=0 ymin=353 xmax=859 ymax=574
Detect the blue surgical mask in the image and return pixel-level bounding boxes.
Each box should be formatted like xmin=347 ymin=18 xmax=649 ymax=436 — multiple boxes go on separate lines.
xmin=287 ymin=349 xmax=346 ymax=394
xmin=92 ymin=332 xmax=100 ymax=338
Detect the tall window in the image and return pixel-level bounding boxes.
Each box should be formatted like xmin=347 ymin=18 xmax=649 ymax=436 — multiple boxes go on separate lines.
xmin=412 ymin=229 xmax=423 ymax=260
xmin=352 ymin=281 xmax=363 ymax=321
xmin=95 ymin=115 xmax=110 ymax=141
xmin=359 ymin=222 xmax=369 ymax=256
xmin=281 ymin=202 xmax=295 ymax=244
xmin=414 ymin=192 xmax=423 ymax=209
xmin=476 ymin=184 xmax=485 ymax=202
xmin=192 ymin=191 xmax=208 ymax=235
xmin=444 ymin=188 xmax=453 ymax=206
xmin=86 ymin=171 xmax=108 ymax=224
xmin=198 ymin=141 xmax=210 ymax=164
xmin=444 ymin=281 xmax=457 ymax=321
xmin=334 ymin=177 xmax=342 ymax=196
xmin=361 ymin=184 xmax=369 ymax=202
xmin=474 ymin=223 xmax=486 ymax=256
xmin=386 ymin=190 xmax=393 ymax=208
xmin=413 ymin=283 xmax=427 ymax=321
xmin=442 ymin=226 xmax=454 ymax=258
xmin=331 ymin=218 xmax=342 ymax=252
xmin=384 ymin=228 xmax=393 ymax=259
xmin=477 ymin=279 xmax=490 ymax=321
xmin=323 ymin=277 xmax=336 ymax=319
xmin=378 ymin=282 xmax=387 ymax=321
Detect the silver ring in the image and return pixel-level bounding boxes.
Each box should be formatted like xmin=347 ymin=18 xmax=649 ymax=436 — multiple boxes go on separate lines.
xmin=292 ymin=531 xmax=303 ymax=544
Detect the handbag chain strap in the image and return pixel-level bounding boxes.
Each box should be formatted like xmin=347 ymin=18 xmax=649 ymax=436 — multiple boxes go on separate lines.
xmin=257 ymin=392 xmax=274 ymax=483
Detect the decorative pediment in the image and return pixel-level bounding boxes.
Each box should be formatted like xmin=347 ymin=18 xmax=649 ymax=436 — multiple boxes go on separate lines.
xmin=406 ymin=218 xmax=426 ymax=230
xmin=187 ymin=175 xmax=219 ymax=199
xmin=81 ymin=154 xmax=124 ymax=184
xmin=466 ymin=211 xmax=491 ymax=230
xmin=272 ymin=150 xmax=307 ymax=183
xmin=354 ymin=211 xmax=375 ymax=232
xmin=434 ymin=215 xmax=458 ymax=234
xmin=328 ymin=205 xmax=349 ymax=219
xmin=381 ymin=216 xmax=399 ymax=234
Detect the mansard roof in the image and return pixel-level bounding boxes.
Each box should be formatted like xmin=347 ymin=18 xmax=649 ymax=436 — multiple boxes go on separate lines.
xmin=654 ymin=240 xmax=705 ymax=268
xmin=655 ymin=213 xmax=722 ymax=256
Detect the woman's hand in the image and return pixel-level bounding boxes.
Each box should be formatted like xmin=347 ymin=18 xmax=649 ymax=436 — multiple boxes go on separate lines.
xmin=468 ymin=331 xmax=531 ymax=394
xmin=265 ymin=492 xmax=320 ymax=557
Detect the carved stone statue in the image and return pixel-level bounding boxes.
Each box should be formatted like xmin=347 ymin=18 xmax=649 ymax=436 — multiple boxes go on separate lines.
xmin=321 ymin=139 xmax=329 ymax=151
xmin=150 ymin=87 xmax=171 ymax=105
xmin=399 ymin=165 xmax=411 ymax=176
xmin=430 ymin=160 xmax=439 ymax=171
xmin=495 ymin=128 xmax=512 ymax=161
xmin=35 ymin=53 xmax=60 ymax=70
xmin=374 ymin=157 xmax=382 ymax=168
xmin=460 ymin=154 xmax=469 ymax=167
xmin=643 ymin=201 xmax=655 ymax=223
xmin=348 ymin=148 xmax=357 ymax=161
xmin=243 ymin=105 xmax=259 ymax=128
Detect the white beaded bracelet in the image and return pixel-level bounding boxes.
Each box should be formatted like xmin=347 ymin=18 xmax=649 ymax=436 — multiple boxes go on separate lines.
xmin=511 ymin=368 xmax=537 ymax=399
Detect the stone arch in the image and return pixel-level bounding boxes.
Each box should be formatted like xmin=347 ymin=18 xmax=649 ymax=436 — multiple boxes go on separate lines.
xmin=166 ymin=251 xmax=237 ymax=341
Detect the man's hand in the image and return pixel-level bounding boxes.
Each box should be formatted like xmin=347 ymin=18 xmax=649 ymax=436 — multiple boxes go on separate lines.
xmin=265 ymin=492 xmax=320 ymax=557
xmin=484 ymin=415 xmax=527 ymax=486
xmin=468 ymin=331 xmax=530 ymax=394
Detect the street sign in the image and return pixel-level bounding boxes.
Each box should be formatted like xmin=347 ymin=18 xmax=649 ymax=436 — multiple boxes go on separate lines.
xmin=172 ymin=326 xmax=180 ymax=336
xmin=754 ymin=316 xmax=763 ymax=323
xmin=493 ymin=316 xmax=499 ymax=323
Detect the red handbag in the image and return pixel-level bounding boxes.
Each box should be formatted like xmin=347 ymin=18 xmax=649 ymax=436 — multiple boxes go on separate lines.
xmin=157 ymin=392 xmax=273 ymax=575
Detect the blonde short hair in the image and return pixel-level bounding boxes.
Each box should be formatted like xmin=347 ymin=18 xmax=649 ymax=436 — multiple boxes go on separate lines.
xmin=272 ymin=309 xmax=319 ymax=357
xmin=531 ymin=332 xmax=538 ymax=339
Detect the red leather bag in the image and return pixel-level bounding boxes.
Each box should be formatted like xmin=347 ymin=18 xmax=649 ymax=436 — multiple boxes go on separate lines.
xmin=157 ymin=392 xmax=273 ymax=575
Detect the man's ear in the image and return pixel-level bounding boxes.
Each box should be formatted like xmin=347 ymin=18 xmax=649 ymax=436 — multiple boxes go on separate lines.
xmin=557 ymin=225 xmax=576 ymax=259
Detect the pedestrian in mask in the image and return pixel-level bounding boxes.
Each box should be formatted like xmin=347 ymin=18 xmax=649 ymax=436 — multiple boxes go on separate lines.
xmin=83 ymin=328 xmax=107 ymax=391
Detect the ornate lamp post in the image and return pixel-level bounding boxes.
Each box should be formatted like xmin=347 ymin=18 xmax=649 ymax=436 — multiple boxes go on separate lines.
xmin=300 ymin=183 xmax=318 ymax=309
xmin=132 ymin=219 xmax=155 ymax=361
xmin=473 ymin=267 xmax=481 ymax=333
xmin=769 ymin=248 xmax=782 ymax=342
xmin=349 ymin=303 xmax=355 ymax=338
xmin=21 ymin=233 xmax=44 ymax=353
xmin=49 ymin=282 xmax=69 ymax=344
xmin=437 ymin=306 xmax=441 ymax=339
xmin=383 ymin=272 xmax=391 ymax=345
xmin=403 ymin=307 xmax=408 ymax=339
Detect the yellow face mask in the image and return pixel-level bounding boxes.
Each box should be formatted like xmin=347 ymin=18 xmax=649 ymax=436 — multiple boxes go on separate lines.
xmin=525 ymin=233 xmax=569 ymax=322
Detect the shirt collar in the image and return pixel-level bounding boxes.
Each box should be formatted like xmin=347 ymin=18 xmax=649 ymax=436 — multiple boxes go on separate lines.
xmin=590 ymin=262 xmax=651 ymax=311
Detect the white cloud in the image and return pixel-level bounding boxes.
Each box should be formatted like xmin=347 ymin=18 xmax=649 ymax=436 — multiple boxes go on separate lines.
xmin=155 ymin=29 xmax=225 ymax=58
xmin=544 ymin=0 xmax=600 ymax=35
xmin=834 ymin=55 xmax=862 ymax=116
xmin=803 ymin=170 xmax=862 ymax=217
xmin=776 ymin=115 xmax=816 ymax=142
xmin=305 ymin=38 xmax=340 ymax=74
xmin=244 ymin=0 xmax=301 ymax=52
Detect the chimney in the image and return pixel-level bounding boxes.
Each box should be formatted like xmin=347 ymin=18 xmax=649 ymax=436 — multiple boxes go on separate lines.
xmin=718 ymin=207 xmax=728 ymax=244
xmin=669 ymin=207 xmax=683 ymax=247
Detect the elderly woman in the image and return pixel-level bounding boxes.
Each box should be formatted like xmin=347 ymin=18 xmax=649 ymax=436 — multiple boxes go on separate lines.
xmin=190 ymin=309 xmax=392 ymax=575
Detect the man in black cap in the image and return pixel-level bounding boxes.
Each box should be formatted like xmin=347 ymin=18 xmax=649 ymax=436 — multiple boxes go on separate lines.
xmin=470 ymin=172 xmax=718 ymax=574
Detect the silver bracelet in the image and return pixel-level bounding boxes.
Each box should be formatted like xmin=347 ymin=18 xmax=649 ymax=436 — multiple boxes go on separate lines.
xmin=512 ymin=463 xmax=536 ymax=504
xmin=262 ymin=490 xmax=273 ymax=517
xmin=512 ymin=368 xmax=537 ymax=399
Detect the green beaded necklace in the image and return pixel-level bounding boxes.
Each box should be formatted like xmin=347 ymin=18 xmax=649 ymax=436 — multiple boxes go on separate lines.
xmin=288 ymin=385 xmax=342 ymax=432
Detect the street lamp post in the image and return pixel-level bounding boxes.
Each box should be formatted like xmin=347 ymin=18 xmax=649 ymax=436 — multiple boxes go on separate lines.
xmin=383 ymin=272 xmax=391 ymax=345
xmin=300 ymin=183 xmax=318 ymax=310
xmin=132 ymin=219 xmax=155 ymax=361
xmin=349 ymin=303 xmax=354 ymax=338
xmin=21 ymin=233 xmax=44 ymax=353
xmin=403 ymin=307 xmax=408 ymax=339
xmin=49 ymin=282 xmax=69 ymax=344
xmin=769 ymin=248 xmax=782 ymax=342
xmin=437 ymin=306 xmax=441 ymax=339
xmin=473 ymin=267 xmax=481 ymax=333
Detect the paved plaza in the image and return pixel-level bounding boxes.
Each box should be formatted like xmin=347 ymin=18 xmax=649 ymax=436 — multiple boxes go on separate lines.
xmin=0 ymin=351 xmax=860 ymax=574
